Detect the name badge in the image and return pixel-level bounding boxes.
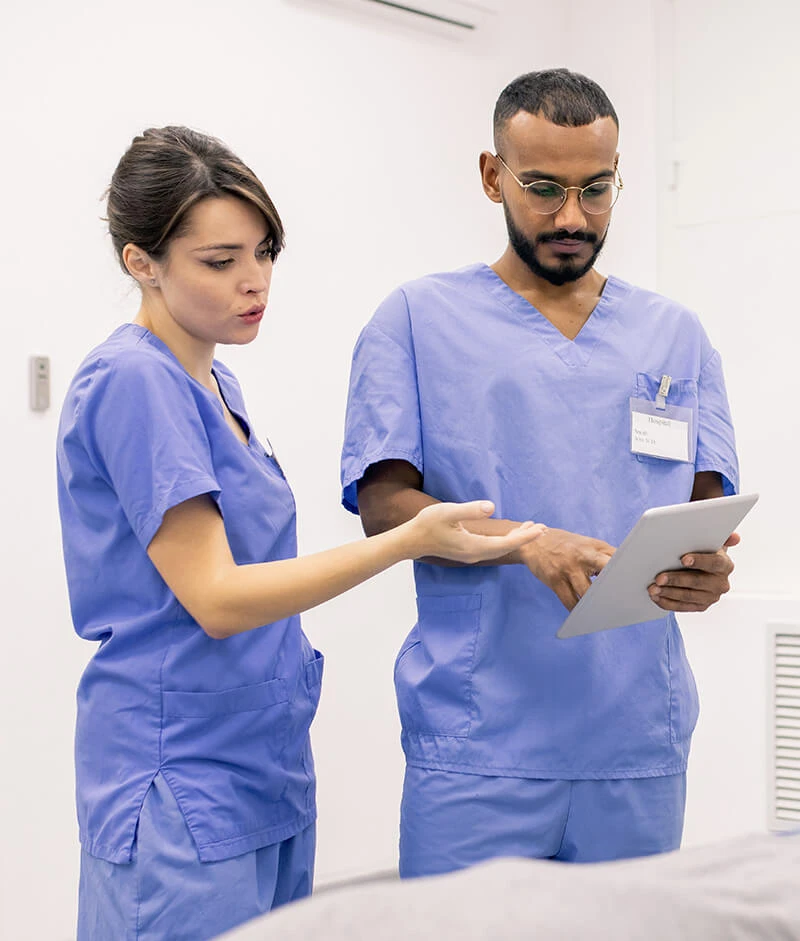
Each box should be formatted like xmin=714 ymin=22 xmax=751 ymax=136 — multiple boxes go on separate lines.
xmin=630 ymin=407 xmax=690 ymax=461
xmin=629 ymin=372 xmax=694 ymax=463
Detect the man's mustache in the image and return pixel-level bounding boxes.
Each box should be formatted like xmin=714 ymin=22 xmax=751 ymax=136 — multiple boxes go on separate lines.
xmin=537 ymin=230 xmax=597 ymax=244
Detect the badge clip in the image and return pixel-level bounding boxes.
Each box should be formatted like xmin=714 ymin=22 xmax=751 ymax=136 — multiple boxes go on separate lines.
xmin=655 ymin=374 xmax=671 ymax=411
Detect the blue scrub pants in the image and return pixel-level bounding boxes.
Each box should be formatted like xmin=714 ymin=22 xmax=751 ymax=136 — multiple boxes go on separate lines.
xmin=400 ymin=765 xmax=686 ymax=878
xmin=77 ymin=773 xmax=315 ymax=941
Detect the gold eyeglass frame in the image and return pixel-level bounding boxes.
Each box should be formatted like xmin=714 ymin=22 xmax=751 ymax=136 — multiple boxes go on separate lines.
xmin=494 ymin=153 xmax=624 ymax=215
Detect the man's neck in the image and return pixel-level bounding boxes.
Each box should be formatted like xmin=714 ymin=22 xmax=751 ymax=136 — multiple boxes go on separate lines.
xmin=491 ymin=249 xmax=607 ymax=341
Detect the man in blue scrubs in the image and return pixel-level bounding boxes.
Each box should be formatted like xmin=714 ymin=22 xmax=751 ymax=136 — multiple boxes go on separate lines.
xmin=340 ymin=69 xmax=739 ymax=876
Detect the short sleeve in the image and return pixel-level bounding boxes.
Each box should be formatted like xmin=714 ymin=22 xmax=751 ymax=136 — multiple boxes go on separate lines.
xmin=695 ymin=350 xmax=739 ymax=495
xmin=79 ymin=353 xmax=221 ymax=548
xmin=340 ymin=290 xmax=423 ymax=514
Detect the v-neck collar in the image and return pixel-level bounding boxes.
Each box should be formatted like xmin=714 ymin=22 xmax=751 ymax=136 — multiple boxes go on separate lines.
xmin=473 ymin=263 xmax=630 ymax=368
xmin=212 ymin=369 xmax=253 ymax=447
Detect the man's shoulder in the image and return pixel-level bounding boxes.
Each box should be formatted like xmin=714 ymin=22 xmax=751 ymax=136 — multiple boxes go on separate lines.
xmin=606 ymin=275 xmax=703 ymax=326
xmin=397 ymin=262 xmax=485 ymax=298
xmin=365 ymin=264 xmax=485 ymax=338
xmin=376 ymin=263 xmax=488 ymax=318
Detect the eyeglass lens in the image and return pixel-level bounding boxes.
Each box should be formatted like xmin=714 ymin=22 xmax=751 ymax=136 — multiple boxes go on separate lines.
xmin=525 ymin=181 xmax=619 ymax=215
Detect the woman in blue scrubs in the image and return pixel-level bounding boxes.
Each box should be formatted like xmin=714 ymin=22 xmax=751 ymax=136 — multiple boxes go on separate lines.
xmin=56 ymin=126 xmax=542 ymax=941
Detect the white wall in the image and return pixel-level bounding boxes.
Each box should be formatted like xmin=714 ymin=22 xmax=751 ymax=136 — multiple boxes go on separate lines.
xmin=653 ymin=0 xmax=800 ymax=845
xmin=656 ymin=0 xmax=800 ymax=594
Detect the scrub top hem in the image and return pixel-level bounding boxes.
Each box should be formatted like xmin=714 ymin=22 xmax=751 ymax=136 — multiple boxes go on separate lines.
xmin=402 ymin=756 xmax=690 ymax=781
xmin=193 ymin=807 xmax=318 ymax=863
xmin=79 ymin=807 xmax=318 ymax=865
xmin=79 ymin=836 xmax=138 ymax=866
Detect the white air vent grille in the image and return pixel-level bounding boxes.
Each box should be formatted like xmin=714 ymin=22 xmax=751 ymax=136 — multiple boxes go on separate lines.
xmin=769 ymin=625 xmax=800 ymax=829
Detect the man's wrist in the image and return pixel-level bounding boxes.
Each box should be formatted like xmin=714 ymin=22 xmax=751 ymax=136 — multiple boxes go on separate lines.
xmin=512 ymin=535 xmax=541 ymax=568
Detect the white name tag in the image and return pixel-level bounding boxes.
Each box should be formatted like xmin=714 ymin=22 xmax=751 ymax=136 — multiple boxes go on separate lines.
xmin=629 ymin=395 xmax=694 ymax=463
xmin=631 ymin=411 xmax=689 ymax=461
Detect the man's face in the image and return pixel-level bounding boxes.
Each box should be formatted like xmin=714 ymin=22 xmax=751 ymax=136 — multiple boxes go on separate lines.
xmin=486 ymin=112 xmax=619 ymax=286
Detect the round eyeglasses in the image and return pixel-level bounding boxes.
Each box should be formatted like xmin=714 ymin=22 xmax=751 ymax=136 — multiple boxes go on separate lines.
xmin=495 ymin=154 xmax=623 ymax=215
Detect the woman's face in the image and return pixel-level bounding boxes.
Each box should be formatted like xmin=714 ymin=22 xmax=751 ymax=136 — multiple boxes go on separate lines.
xmin=152 ymin=195 xmax=274 ymax=348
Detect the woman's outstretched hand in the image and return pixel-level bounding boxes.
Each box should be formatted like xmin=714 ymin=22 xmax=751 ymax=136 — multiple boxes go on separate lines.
xmin=403 ymin=501 xmax=545 ymax=564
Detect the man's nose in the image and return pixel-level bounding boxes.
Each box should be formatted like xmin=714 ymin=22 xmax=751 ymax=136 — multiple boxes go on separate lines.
xmin=552 ymin=188 xmax=587 ymax=233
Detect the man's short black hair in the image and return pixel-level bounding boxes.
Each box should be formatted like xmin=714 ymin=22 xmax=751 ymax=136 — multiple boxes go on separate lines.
xmin=494 ymin=68 xmax=619 ymax=149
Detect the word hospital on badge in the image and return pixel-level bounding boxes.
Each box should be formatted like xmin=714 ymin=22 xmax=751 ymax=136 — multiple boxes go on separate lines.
xmin=630 ymin=409 xmax=689 ymax=461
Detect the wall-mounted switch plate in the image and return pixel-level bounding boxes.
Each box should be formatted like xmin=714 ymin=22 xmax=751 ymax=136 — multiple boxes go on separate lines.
xmin=29 ymin=355 xmax=50 ymax=411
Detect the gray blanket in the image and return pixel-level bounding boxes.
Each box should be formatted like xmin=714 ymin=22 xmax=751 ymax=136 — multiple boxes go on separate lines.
xmin=219 ymin=833 xmax=800 ymax=940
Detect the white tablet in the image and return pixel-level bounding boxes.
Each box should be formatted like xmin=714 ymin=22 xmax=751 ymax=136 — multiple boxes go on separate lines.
xmin=556 ymin=492 xmax=759 ymax=639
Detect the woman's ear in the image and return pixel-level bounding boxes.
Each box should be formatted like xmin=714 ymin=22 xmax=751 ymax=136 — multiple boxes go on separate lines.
xmin=122 ymin=244 xmax=159 ymax=288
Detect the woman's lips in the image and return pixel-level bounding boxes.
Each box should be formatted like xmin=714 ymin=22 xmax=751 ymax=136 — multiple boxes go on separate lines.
xmin=239 ymin=304 xmax=265 ymax=323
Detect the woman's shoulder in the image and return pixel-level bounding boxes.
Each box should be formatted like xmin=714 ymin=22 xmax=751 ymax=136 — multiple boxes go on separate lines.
xmin=63 ymin=325 xmax=202 ymax=435
xmin=82 ymin=323 xmax=183 ymax=375
xmin=74 ymin=324 xmax=195 ymax=395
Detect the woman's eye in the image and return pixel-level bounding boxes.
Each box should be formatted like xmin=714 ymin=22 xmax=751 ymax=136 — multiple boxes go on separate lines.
xmin=207 ymin=259 xmax=233 ymax=270
xmin=256 ymin=246 xmax=274 ymax=261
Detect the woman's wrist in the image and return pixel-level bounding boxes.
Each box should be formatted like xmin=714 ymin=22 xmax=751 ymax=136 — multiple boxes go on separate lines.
xmin=391 ymin=515 xmax=424 ymax=561
xmin=362 ymin=516 xmax=420 ymax=565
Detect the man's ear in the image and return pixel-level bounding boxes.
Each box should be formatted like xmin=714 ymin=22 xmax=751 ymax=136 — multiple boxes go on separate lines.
xmin=479 ymin=151 xmax=503 ymax=205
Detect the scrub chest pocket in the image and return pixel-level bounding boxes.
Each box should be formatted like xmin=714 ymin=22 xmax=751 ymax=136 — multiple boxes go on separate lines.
xmin=395 ymin=594 xmax=483 ymax=737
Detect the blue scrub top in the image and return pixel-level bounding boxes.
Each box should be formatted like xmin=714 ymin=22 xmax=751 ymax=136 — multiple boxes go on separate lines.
xmin=57 ymin=324 xmax=322 ymax=864
xmin=341 ymin=263 xmax=738 ymax=780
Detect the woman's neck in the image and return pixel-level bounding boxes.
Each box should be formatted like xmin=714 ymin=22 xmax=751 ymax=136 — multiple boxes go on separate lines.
xmin=134 ymin=299 xmax=216 ymax=391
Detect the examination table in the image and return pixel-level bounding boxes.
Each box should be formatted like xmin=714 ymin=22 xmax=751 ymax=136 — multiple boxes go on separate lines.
xmin=219 ymin=832 xmax=800 ymax=940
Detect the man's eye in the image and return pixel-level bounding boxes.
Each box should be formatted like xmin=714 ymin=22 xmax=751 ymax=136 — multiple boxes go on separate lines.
xmin=528 ymin=183 xmax=563 ymax=199
xmin=583 ymin=183 xmax=611 ymax=200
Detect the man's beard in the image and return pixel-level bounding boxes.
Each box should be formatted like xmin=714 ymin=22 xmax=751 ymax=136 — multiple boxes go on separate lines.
xmin=503 ymin=202 xmax=608 ymax=286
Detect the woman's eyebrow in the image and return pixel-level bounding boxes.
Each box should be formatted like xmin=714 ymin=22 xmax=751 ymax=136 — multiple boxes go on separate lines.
xmin=192 ymin=236 xmax=272 ymax=253
xmin=192 ymin=243 xmax=243 ymax=252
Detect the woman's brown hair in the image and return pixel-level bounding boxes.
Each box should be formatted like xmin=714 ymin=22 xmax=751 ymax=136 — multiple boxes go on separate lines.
xmin=106 ymin=126 xmax=284 ymax=274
